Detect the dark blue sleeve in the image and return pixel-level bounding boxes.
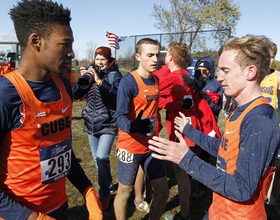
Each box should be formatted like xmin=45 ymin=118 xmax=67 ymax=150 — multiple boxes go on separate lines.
xmin=115 ymin=74 xmax=138 ymax=133
xmin=203 ymin=81 xmax=224 ymax=114
xmin=72 ymin=78 xmax=89 ymax=100
xmin=182 ymin=123 xmax=221 ymax=156
xmin=67 ymin=151 xmax=92 ymax=194
xmin=179 ymin=104 xmax=280 ymax=202
xmin=99 ymin=71 xmax=123 ymax=110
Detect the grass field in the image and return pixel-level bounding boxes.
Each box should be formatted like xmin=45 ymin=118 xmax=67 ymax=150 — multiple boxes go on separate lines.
xmin=66 ymin=101 xmax=227 ymax=220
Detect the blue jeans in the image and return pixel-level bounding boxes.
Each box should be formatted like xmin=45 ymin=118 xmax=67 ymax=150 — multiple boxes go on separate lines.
xmin=88 ymin=134 xmax=116 ymax=199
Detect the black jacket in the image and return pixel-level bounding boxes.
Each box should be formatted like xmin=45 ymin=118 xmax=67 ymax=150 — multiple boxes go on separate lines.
xmin=73 ymin=60 xmax=123 ymax=136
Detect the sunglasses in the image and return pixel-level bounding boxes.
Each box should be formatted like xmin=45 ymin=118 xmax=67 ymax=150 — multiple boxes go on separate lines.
xmin=196 ymin=69 xmax=209 ymax=75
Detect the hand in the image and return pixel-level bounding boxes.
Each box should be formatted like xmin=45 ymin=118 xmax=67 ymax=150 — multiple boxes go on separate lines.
xmin=130 ymin=110 xmax=153 ymax=134
xmin=199 ymin=91 xmax=210 ymax=102
xmin=174 ymin=112 xmax=190 ymax=133
xmin=83 ymin=186 xmax=103 ymax=220
xmin=87 ymin=66 xmax=101 ymax=83
xmin=182 ymin=74 xmax=195 ymax=87
xmin=148 ymin=130 xmax=190 ymax=164
xmin=79 ymin=67 xmax=88 ymax=76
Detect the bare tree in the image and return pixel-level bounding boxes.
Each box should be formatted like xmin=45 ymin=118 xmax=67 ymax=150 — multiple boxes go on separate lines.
xmin=124 ymin=46 xmax=134 ymax=60
xmin=151 ymin=0 xmax=241 ymax=49
xmin=86 ymin=41 xmax=97 ymax=62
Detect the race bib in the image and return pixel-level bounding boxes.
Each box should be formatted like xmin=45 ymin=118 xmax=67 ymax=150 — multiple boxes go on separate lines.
xmin=40 ymin=137 xmax=72 ymax=184
xmin=117 ymin=149 xmax=134 ymax=163
xmin=185 ymin=116 xmax=192 ymax=125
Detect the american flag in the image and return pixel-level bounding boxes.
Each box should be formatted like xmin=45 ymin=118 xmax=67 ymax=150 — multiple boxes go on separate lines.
xmin=106 ymin=31 xmax=125 ymax=49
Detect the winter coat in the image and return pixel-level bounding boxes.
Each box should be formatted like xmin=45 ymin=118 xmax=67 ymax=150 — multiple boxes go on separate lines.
xmin=194 ymin=56 xmax=223 ymax=120
xmin=72 ymin=60 xmax=123 ymax=136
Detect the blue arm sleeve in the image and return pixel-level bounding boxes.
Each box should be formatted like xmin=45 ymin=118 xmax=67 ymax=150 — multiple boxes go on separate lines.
xmin=67 ymin=151 xmax=92 ymax=195
xmin=99 ymin=71 xmax=123 ymax=110
xmin=204 ymin=84 xmax=224 ymax=114
xmin=72 ymin=80 xmax=88 ymax=100
xmin=115 ymin=74 xmax=138 ymax=133
xmin=180 ymin=106 xmax=279 ymax=202
xmin=183 ymin=123 xmax=221 ymax=156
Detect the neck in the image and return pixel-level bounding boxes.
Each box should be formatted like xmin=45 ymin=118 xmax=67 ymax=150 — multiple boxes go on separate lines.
xmin=136 ymin=67 xmax=152 ymax=79
xmin=168 ymin=62 xmax=181 ymax=72
xmin=235 ymin=84 xmax=262 ymax=106
xmin=17 ymin=57 xmax=50 ymax=82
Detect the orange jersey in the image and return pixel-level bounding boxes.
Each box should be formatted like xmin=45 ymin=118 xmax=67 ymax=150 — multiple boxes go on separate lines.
xmin=0 ymin=70 xmax=72 ymax=214
xmin=116 ymin=70 xmax=159 ymax=154
xmin=209 ymin=97 xmax=274 ymax=219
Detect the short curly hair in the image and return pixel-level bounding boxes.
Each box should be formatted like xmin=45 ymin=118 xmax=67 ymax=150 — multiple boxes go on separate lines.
xmin=9 ymin=0 xmax=71 ymax=51
xmin=168 ymin=42 xmax=190 ymax=67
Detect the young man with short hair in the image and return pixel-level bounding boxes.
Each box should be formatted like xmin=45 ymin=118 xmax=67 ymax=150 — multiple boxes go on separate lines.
xmin=154 ymin=42 xmax=201 ymax=220
xmin=149 ymin=35 xmax=280 ymax=219
xmin=114 ymin=38 xmax=169 ymax=220
xmin=0 ymin=0 xmax=102 ymax=219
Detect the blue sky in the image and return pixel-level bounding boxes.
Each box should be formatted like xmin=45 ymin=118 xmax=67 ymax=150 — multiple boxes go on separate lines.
xmin=1 ymin=0 xmax=280 ymax=60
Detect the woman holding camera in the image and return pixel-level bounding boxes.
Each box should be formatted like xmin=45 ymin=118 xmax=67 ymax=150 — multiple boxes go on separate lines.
xmin=73 ymin=47 xmax=122 ymax=210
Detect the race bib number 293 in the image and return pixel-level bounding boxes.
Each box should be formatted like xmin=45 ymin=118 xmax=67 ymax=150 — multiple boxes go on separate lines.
xmin=40 ymin=138 xmax=72 ymax=184
xmin=117 ymin=149 xmax=134 ymax=163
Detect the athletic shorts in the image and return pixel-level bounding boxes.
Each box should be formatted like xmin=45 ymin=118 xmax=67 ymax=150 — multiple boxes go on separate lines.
xmin=117 ymin=149 xmax=166 ymax=186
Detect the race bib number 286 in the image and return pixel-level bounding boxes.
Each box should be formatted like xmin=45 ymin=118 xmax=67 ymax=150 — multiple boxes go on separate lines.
xmin=117 ymin=149 xmax=134 ymax=163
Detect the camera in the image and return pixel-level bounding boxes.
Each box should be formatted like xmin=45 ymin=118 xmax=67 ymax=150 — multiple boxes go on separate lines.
xmin=77 ymin=65 xmax=101 ymax=90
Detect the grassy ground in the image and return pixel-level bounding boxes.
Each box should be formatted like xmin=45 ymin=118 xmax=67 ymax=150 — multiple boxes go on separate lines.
xmin=66 ymin=101 xmax=228 ymax=220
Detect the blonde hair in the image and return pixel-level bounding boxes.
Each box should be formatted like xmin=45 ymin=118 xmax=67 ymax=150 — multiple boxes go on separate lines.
xmin=168 ymin=42 xmax=190 ymax=67
xmin=219 ymin=35 xmax=270 ymax=84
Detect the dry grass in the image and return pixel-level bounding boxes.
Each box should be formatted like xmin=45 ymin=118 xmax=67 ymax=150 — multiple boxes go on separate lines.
xmin=66 ymin=101 xmax=227 ymax=220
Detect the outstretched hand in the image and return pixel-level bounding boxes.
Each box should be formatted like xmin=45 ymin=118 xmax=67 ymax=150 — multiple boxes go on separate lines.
xmin=148 ymin=130 xmax=190 ymax=164
xmin=174 ymin=112 xmax=190 ymax=133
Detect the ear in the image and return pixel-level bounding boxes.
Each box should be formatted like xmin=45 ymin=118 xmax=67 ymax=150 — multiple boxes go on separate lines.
xmin=135 ymin=53 xmax=140 ymax=62
xmin=246 ymin=65 xmax=258 ymax=81
xmin=166 ymin=53 xmax=173 ymax=63
xmin=28 ymin=33 xmax=41 ymax=51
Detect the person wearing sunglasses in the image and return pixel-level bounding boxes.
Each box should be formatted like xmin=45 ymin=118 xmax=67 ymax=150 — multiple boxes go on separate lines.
xmin=194 ymin=57 xmax=223 ymax=121
xmin=191 ymin=56 xmax=224 ymax=199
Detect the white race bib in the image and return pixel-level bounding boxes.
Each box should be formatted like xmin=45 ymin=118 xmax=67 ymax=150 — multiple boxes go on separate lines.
xmin=117 ymin=149 xmax=134 ymax=163
xmin=39 ymin=137 xmax=72 ymax=184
